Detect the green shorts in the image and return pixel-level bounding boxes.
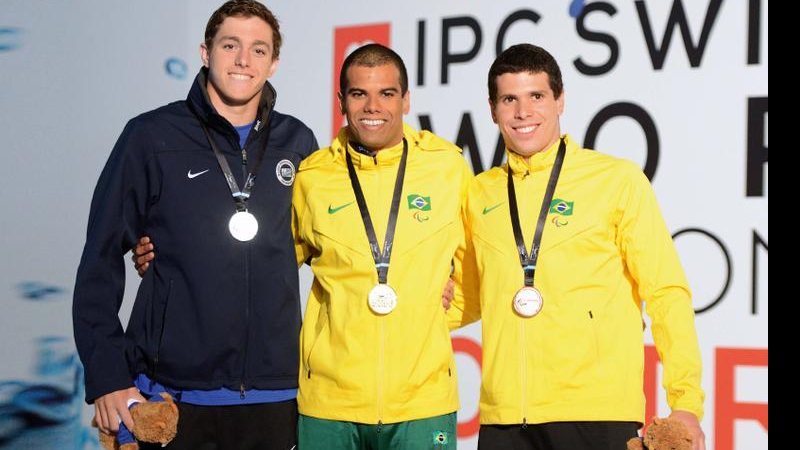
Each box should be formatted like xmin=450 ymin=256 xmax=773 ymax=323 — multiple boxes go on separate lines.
xmin=298 ymin=412 xmax=457 ymax=450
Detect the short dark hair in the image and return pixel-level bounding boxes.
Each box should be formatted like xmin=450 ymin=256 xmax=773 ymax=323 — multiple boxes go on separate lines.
xmin=205 ymin=0 xmax=282 ymax=59
xmin=488 ymin=44 xmax=563 ymax=102
xmin=339 ymin=44 xmax=408 ymax=95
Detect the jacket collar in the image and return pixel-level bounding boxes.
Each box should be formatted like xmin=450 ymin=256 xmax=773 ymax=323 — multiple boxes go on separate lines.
xmin=506 ymin=134 xmax=574 ymax=177
xmin=329 ymin=123 xmax=420 ymax=169
xmin=186 ymin=67 xmax=277 ymax=136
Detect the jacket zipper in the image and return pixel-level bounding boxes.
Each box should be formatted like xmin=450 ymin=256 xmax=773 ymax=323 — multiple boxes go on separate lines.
xmin=520 ymin=318 xmax=528 ymax=427
xmin=376 ymin=159 xmax=385 ymax=424
xmin=520 ymin=171 xmax=530 ymax=427
xmin=377 ymin=318 xmax=385 ymax=424
xmin=239 ymin=143 xmax=251 ymax=399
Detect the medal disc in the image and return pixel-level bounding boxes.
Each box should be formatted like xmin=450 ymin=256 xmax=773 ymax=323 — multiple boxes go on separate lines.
xmin=229 ymin=211 xmax=258 ymax=242
xmin=513 ymin=286 xmax=543 ymax=317
xmin=368 ymin=284 xmax=398 ymax=315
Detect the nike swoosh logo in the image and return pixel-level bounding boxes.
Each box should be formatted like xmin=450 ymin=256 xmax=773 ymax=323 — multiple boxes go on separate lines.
xmin=482 ymin=203 xmax=503 ymax=215
xmin=187 ymin=169 xmax=209 ymax=179
xmin=328 ymin=202 xmax=354 ymax=214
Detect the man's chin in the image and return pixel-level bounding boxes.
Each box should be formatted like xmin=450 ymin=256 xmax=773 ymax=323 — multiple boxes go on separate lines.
xmin=219 ymin=92 xmax=261 ymax=107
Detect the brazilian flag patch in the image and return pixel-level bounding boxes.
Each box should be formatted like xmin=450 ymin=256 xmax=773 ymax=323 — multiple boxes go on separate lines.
xmin=432 ymin=430 xmax=449 ymax=445
xmin=549 ymin=199 xmax=574 ymax=216
xmin=407 ymin=194 xmax=431 ymax=211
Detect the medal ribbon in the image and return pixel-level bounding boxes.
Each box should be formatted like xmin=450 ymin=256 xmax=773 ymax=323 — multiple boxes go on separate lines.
xmin=346 ymin=139 xmax=409 ymax=285
xmin=197 ymin=119 xmax=271 ymax=212
xmin=507 ymin=138 xmax=566 ymax=287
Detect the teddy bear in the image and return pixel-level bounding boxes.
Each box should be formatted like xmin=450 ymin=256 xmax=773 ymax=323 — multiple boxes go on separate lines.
xmin=97 ymin=392 xmax=179 ymax=450
xmin=626 ymin=416 xmax=693 ymax=450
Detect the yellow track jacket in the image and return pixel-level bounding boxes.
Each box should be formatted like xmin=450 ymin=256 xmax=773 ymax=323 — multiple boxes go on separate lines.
xmin=293 ymin=124 xmax=473 ymax=424
xmin=449 ymin=135 xmax=704 ymax=425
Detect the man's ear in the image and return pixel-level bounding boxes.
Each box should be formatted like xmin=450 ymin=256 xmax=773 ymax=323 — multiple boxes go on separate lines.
xmin=200 ymin=43 xmax=210 ymax=68
xmin=266 ymin=58 xmax=280 ymax=78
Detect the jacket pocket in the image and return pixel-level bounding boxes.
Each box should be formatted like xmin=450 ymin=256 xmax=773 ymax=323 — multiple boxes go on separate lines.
xmin=151 ymin=279 xmax=173 ymax=376
xmin=303 ymin=301 xmax=330 ymax=380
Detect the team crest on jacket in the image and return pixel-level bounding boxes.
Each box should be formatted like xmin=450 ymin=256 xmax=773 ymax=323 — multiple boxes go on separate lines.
xmin=549 ymin=198 xmax=574 ymax=216
xmin=407 ymin=194 xmax=431 ymax=211
xmin=275 ymin=159 xmax=295 ymax=186
xmin=407 ymin=194 xmax=431 ymax=222
xmin=549 ymin=198 xmax=573 ymax=227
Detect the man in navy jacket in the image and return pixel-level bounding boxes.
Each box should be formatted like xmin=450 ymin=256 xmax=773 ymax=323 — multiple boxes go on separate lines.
xmin=73 ymin=1 xmax=317 ymax=448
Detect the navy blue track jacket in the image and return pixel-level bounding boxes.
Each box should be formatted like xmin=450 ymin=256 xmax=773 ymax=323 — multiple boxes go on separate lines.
xmin=73 ymin=69 xmax=318 ymax=403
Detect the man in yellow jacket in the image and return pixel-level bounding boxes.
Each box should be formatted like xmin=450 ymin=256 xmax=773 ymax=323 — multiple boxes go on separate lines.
xmin=292 ymin=43 xmax=472 ymax=449
xmin=448 ymin=44 xmax=706 ymax=450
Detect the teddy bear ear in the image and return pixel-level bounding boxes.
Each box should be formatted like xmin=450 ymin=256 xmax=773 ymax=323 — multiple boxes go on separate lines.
xmin=158 ymin=392 xmax=179 ymax=412
xmin=625 ymin=437 xmax=645 ymax=450
xmin=97 ymin=430 xmax=119 ymax=450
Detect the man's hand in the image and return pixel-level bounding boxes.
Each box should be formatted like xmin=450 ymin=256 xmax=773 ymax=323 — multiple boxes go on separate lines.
xmin=93 ymin=386 xmax=146 ymax=434
xmin=131 ymin=236 xmax=155 ymax=277
xmin=441 ymin=278 xmax=454 ymax=310
xmin=670 ymin=410 xmax=706 ymax=450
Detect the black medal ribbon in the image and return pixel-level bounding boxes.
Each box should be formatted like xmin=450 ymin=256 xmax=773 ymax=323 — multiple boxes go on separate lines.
xmin=345 ymin=139 xmax=409 ymax=284
xmin=507 ymin=138 xmax=567 ymax=287
xmin=198 ymin=120 xmax=270 ymax=212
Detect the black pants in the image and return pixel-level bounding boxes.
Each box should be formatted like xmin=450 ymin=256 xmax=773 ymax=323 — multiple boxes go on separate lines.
xmin=478 ymin=421 xmax=639 ymax=450
xmin=139 ymin=399 xmax=298 ymax=450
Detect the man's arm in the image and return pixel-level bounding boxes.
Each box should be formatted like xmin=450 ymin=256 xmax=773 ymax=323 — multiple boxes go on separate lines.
xmin=73 ymin=119 xmax=156 ymax=432
xmin=617 ymin=165 xmax=705 ymax=450
xmin=446 ymin=163 xmax=481 ymax=329
xmin=291 ymin=163 xmax=317 ymax=268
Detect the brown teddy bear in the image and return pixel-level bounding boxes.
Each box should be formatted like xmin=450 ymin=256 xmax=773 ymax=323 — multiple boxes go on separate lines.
xmin=97 ymin=392 xmax=179 ymax=450
xmin=626 ymin=416 xmax=693 ymax=450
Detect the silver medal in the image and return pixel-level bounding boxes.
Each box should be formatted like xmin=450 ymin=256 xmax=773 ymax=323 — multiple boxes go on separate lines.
xmin=229 ymin=211 xmax=258 ymax=242
xmin=512 ymin=286 xmax=543 ymax=318
xmin=368 ymin=284 xmax=397 ymax=315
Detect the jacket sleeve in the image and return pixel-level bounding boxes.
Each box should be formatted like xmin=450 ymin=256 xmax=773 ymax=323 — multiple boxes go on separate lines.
xmin=291 ymin=130 xmax=319 ymax=267
xmin=73 ymin=118 xmax=157 ymax=403
xmin=292 ymin=171 xmax=313 ymax=267
xmin=617 ymin=165 xmax=705 ymax=419
xmin=448 ymin=163 xmax=481 ymax=330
